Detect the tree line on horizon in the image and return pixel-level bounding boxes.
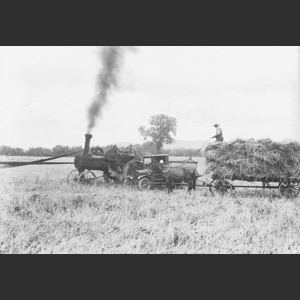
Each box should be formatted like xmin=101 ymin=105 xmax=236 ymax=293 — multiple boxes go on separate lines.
xmin=0 ymin=142 xmax=204 ymax=158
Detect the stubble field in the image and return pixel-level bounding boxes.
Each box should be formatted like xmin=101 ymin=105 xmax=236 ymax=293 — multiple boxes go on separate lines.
xmin=1 ymin=156 xmax=300 ymax=254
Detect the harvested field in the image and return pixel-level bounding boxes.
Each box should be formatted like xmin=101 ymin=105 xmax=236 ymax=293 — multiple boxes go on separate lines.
xmin=1 ymin=156 xmax=300 ymax=254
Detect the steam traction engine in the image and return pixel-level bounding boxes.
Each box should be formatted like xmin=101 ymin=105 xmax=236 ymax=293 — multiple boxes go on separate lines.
xmin=67 ymin=134 xmax=142 ymax=185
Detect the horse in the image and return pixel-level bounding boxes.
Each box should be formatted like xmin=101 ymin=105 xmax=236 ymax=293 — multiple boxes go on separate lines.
xmin=161 ymin=166 xmax=197 ymax=194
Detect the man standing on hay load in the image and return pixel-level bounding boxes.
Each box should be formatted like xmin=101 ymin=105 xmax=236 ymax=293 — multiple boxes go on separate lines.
xmin=212 ymin=123 xmax=224 ymax=142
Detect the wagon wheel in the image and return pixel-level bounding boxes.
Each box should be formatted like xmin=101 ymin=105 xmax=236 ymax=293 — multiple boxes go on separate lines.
xmin=138 ymin=177 xmax=151 ymax=191
xmin=78 ymin=171 xmax=97 ymax=185
xmin=279 ymin=179 xmax=300 ymax=199
xmin=67 ymin=170 xmax=81 ymax=184
xmin=209 ymin=179 xmax=233 ymax=196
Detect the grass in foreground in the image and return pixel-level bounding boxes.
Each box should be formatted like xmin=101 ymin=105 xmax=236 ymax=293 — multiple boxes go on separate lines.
xmin=1 ymin=165 xmax=300 ymax=254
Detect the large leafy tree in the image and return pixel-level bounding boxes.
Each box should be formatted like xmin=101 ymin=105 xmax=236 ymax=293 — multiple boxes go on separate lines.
xmin=139 ymin=114 xmax=177 ymax=153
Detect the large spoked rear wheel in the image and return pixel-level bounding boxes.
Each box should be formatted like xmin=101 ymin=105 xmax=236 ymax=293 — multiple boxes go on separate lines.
xmin=78 ymin=171 xmax=97 ymax=185
xmin=209 ymin=179 xmax=233 ymax=196
xmin=279 ymin=179 xmax=300 ymax=199
xmin=67 ymin=170 xmax=81 ymax=184
xmin=138 ymin=177 xmax=151 ymax=191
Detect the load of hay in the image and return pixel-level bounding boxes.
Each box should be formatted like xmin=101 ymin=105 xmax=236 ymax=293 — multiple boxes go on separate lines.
xmin=205 ymin=139 xmax=300 ymax=182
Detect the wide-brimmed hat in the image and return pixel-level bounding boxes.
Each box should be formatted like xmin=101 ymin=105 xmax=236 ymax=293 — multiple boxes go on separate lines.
xmin=213 ymin=123 xmax=220 ymax=126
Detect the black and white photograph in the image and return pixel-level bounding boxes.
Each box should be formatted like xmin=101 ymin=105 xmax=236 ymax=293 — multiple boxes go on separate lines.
xmin=0 ymin=46 xmax=299 ymax=254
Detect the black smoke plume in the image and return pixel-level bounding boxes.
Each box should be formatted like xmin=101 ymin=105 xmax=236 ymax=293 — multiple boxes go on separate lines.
xmin=87 ymin=46 xmax=134 ymax=133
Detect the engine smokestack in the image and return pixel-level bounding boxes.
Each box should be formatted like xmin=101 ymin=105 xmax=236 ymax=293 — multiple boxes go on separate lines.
xmin=84 ymin=134 xmax=93 ymax=155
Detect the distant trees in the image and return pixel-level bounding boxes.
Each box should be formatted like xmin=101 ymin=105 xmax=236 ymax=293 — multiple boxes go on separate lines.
xmin=0 ymin=146 xmax=26 ymax=156
xmin=0 ymin=142 xmax=204 ymax=158
xmin=130 ymin=143 xmax=204 ymax=158
xmin=26 ymin=147 xmax=52 ymax=157
xmin=50 ymin=145 xmax=83 ymax=157
xmin=168 ymin=148 xmax=198 ymax=157
xmin=139 ymin=114 xmax=177 ymax=154
xmin=132 ymin=142 xmax=157 ymax=158
xmin=52 ymin=145 xmax=71 ymax=156
xmin=0 ymin=145 xmax=83 ymax=157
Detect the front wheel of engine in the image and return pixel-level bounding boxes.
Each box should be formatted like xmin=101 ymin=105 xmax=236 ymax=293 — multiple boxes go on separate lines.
xmin=67 ymin=170 xmax=81 ymax=184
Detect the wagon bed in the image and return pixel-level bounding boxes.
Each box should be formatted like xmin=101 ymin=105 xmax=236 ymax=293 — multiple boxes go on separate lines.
xmin=207 ymin=173 xmax=300 ymax=199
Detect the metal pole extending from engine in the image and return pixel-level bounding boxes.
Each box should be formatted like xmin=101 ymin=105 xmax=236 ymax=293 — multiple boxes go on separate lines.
xmin=0 ymin=150 xmax=82 ymax=169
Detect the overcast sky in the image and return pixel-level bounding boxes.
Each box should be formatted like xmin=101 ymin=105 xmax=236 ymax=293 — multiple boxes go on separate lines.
xmin=0 ymin=46 xmax=299 ymax=149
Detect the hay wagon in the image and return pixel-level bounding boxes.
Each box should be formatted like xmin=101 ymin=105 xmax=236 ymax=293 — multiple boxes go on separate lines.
xmin=205 ymin=140 xmax=300 ymax=199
